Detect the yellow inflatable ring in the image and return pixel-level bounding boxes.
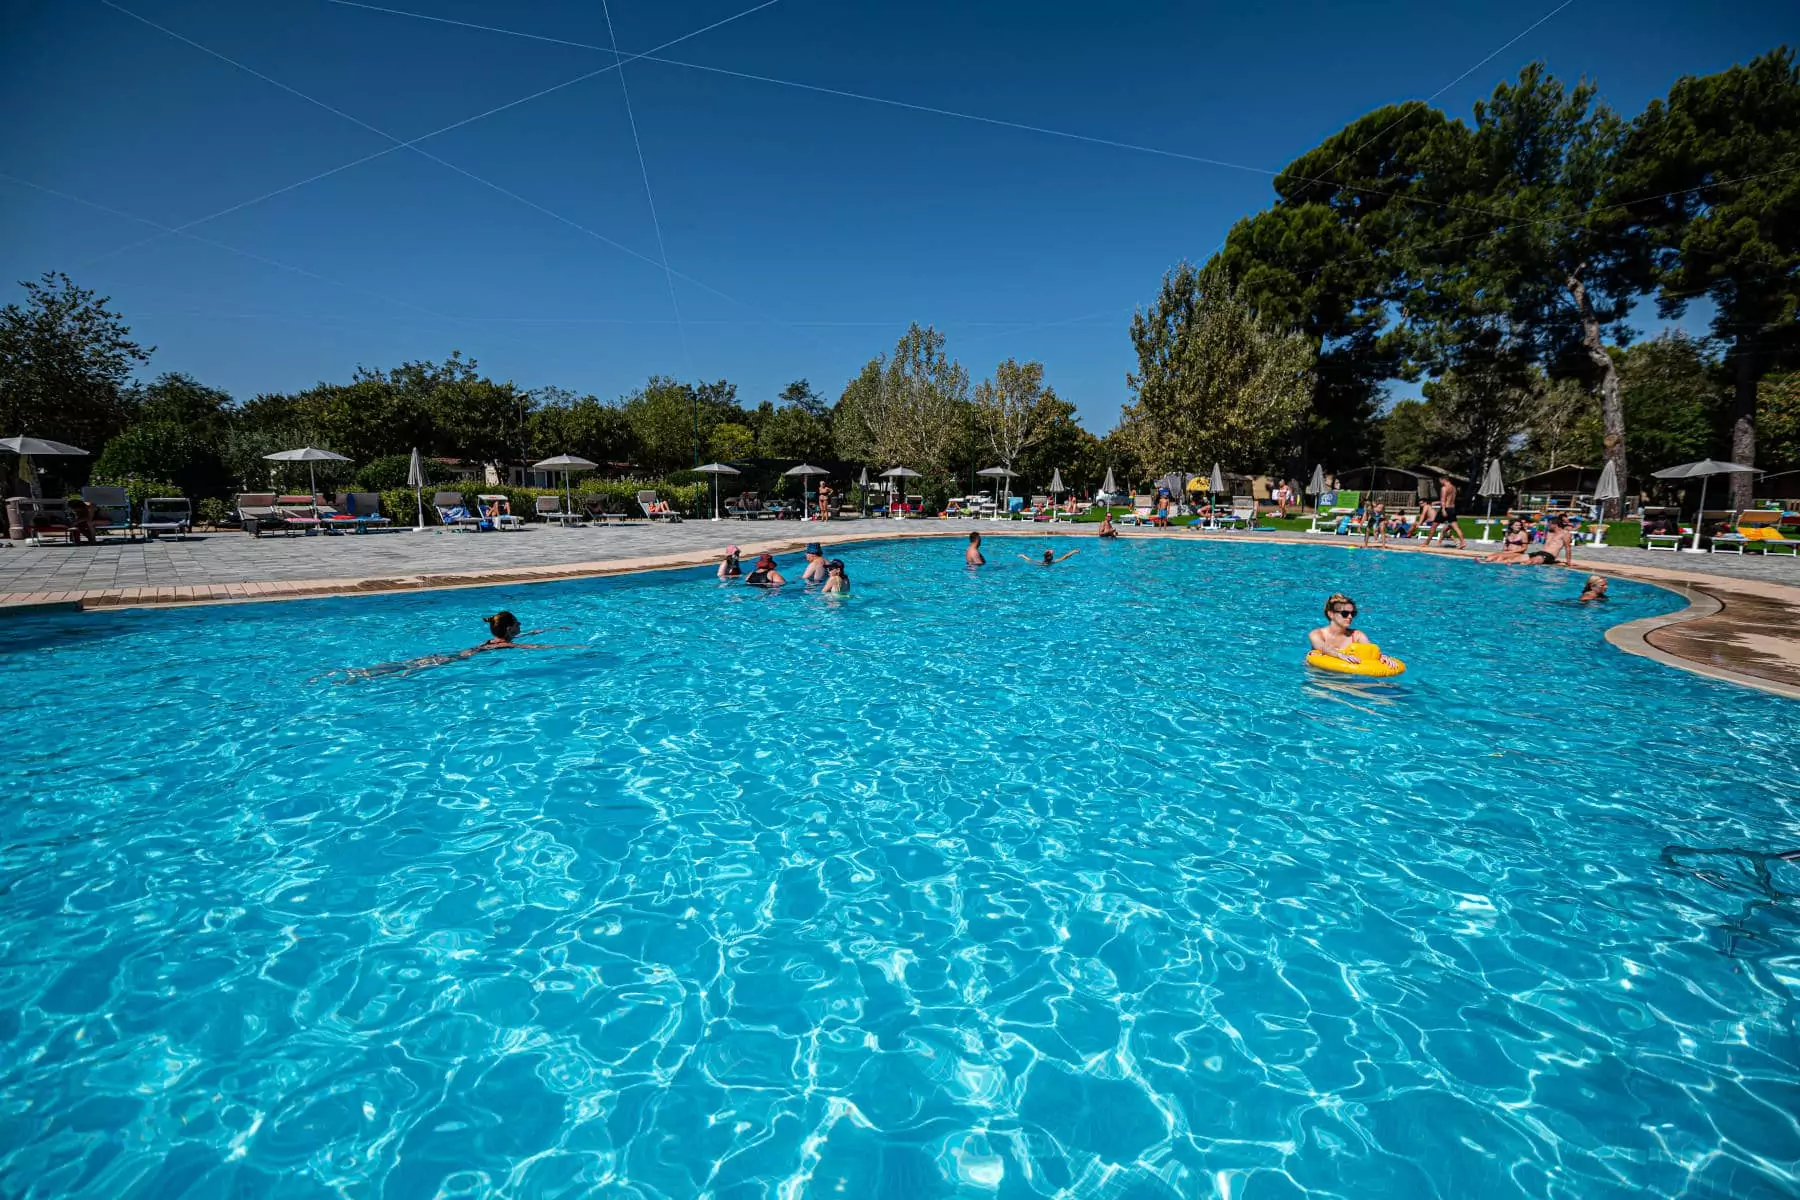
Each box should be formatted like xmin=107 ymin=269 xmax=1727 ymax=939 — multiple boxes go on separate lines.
xmin=1306 ymin=642 xmax=1406 ymax=677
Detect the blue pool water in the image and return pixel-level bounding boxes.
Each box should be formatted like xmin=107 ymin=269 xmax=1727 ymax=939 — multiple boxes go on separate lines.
xmin=3 ymin=536 xmax=1798 ymax=1199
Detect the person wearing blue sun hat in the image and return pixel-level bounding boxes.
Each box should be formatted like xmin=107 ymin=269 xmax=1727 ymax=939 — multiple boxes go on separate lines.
xmin=802 ymin=541 xmax=828 ymax=582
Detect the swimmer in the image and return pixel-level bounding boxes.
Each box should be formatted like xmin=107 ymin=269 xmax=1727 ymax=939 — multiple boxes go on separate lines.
xmin=718 ymin=544 xmax=743 ymax=578
xmin=1578 ymin=574 xmax=1608 ymax=602
xmin=802 ymin=542 xmax=827 ymax=582
xmin=1098 ymin=512 xmax=1118 ymax=539
xmin=966 ymin=531 xmax=985 ymax=566
xmin=1021 ymin=548 xmax=1081 ymax=566
xmin=745 ymin=553 xmax=787 ymax=586
xmin=1307 ymin=593 xmax=1399 ymax=669
xmin=821 ymin=558 xmax=850 ymax=594
xmin=321 ymin=611 xmax=566 ymax=682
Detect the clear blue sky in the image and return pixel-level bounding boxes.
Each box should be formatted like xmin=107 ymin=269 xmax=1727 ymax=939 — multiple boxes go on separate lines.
xmin=1 ymin=0 xmax=1788 ymax=429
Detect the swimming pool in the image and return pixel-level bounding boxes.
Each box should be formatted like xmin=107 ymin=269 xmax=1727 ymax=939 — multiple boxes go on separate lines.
xmin=4 ymin=536 xmax=1797 ymax=1198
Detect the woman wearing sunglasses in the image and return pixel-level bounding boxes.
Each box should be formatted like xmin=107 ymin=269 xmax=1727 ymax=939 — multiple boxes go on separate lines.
xmin=1308 ymin=593 xmax=1400 ymax=670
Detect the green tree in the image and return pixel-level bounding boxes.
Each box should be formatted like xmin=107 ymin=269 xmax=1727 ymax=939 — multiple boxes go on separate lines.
xmin=1379 ymin=398 xmax=1433 ymax=467
xmin=0 ymin=272 xmax=152 ymax=449
xmin=778 ymin=378 xmax=830 ymax=417
xmin=833 ymin=324 xmax=970 ymax=476
xmin=1614 ymin=333 xmax=1730 ymax=471
xmin=1760 ymin=370 xmax=1800 ymax=472
xmin=530 ymin=387 xmax=636 ymax=464
xmin=973 ymin=358 xmax=1059 ymax=471
xmin=758 ymin=402 xmax=834 ymax=460
xmin=1121 ymin=262 xmax=1316 ymax=474
xmin=1614 ymin=47 xmax=1800 ymax=507
xmin=1016 ymin=397 xmax=1105 ymax=494
xmin=707 ymin=422 xmax=756 ymax=462
xmin=623 ymin=377 xmax=741 ymax=473
xmin=1405 ymin=65 xmax=1648 ymax=513
xmin=1220 ymin=101 xmax=1454 ymax=467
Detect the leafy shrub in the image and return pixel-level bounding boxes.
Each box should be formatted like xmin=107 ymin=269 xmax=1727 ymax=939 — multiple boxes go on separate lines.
xmin=355 ymin=453 xmax=458 ymax=492
xmin=87 ymin=475 xmax=182 ymax=510
xmin=196 ymin=497 xmax=230 ymax=527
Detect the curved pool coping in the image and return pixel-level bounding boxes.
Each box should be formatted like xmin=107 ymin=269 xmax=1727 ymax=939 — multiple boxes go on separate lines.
xmin=7 ymin=523 xmax=1798 ymax=702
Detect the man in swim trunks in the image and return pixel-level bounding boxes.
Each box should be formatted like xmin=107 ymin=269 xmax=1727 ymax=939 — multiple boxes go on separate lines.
xmin=966 ymin=531 xmax=985 ymax=566
xmin=1429 ymin=475 xmax=1466 ymax=549
xmin=1308 ymin=593 xmax=1399 ymax=668
xmin=1523 ymin=516 xmax=1574 ymax=567
xmin=1097 ymin=512 xmax=1118 ymax=539
xmin=802 ymin=542 xmax=828 ymax=582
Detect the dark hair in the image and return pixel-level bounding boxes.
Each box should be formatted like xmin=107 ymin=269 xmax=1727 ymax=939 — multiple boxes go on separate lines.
xmin=1042 ymin=549 xmax=1054 ymax=562
xmin=969 ymin=531 xmax=980 ymax=543
xmin=827 ymin=559 xmax=846 ymax=575
xmin=485 ymin=611 xmax=520 ymax=637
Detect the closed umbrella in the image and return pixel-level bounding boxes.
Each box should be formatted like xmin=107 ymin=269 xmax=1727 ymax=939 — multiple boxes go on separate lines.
xmin=1 ymin=435 xmax=88 ymax=500
xmin=1651 ymin=459 xmax=1762 ymax=552
xmin=785 ymin=463 xmax=830 ymax=520
xmin=1590 ymin=460 xmax=1622 ymax=546
xmin=1476 ymin=458 xmax=1506 ymax=542
xmin=264 ymin=447 xmax=351 ymax=513
xmin=534 ymin=454 xmax=598 ymax=526
xmin=693 ymin=461 xmax=741 ymax=521
xmin=1210 ymin=463 xmax=1226 ymax=495
xmin=857 ymin=466 xmax=870 ymax=514
xmin=977 ymin=466 xmax=1016 ymax=518
xmin=406 ymin=447 xmax=428 ymax=530
xmin=1100 ymin=466 xmax=1118 ymax=500
xmin=1306 ymin=464 xmax=1326 ymax=514
xmin=1048 ymin=468 xmax=1065 ymax=495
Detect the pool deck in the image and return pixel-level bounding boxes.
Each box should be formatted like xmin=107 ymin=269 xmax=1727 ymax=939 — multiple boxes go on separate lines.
xmin=4 ymin=520 xmax=1798 ymax=700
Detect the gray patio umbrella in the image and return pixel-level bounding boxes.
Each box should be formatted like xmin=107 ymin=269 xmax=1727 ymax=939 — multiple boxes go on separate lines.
xmin=406 ymin=447 xmax=428 ymax=530
xmin=882 ymin=466 xmax=923 ymax=515
xmin=1210 ymin=463 xmax=1226 ymax=495
xmin=264 ymin=447 xmax=351 ymax=511
xmin=977 ymin=466 xmax=1017 ymax=517
xmin=785 ymin=463 xmax=830 ymax=520
xmin=1651 ymin=459 xmax=1762 ymax=552
xmin=1590 ymin=460 xmax=1622 ymax=541
xmin=535 ymin=454 xmax=599 ymax=525
xmin=1100 ymin=466 xmax=1118 ymax=499
xmin=694 ymin=461 xmax=741 ymax=521
xmin=1476 ymin=458 xmax=1506 ymax=542
xmin=1 ymin=435 xmax=88 ymax=500
xmin=1048 ymin=468 xmax=1065 ymax=495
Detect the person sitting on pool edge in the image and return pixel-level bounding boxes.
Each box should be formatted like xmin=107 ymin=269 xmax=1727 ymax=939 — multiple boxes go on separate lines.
xmin=802 ymin=542 xmax=828 ymax=582
xmin=1578 ymin=575 xmax=1608 ymax=602
xmin=1523 ymin=515 xmax=1575 ymax=567
xmin=1308 ymin=593 xmax=1400 ymax=669
xmin=821 ymin=558 xmax=850 ymax=594
xmin=966 ymin=531 xmax=985 ymax=565
xmin=718 ymin=545 xmax=743 ymax=578
xmin=745 ymin=553 xmax=786 ymax=586
xmin=1021 ymin=548 xmax=1081 ymax=565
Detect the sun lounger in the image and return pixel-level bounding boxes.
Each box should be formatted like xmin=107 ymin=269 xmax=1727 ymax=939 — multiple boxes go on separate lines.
xmin=80 ymin=486 xmax=138 ymax=541
xmin=637 ymin=490 xmax=683 ymax=522
xmin=726 ymin=491 xmax=768 ymax=520
xmin=535 ymin=495 xmax=584 ymax=527
xmin=477 ymin=494 xmax=526 ymax=531
xmin=432 ymin=491 xmax=485 ymax=531
xmin=235 ymin=492 xmax=318 ymax=536
xmin=1712 ymin=509 xmax=1799 ymax=555
xmin=140 ymin=497 xmax=191 ymax=540
xmin=1308 ymin=491 xmax=1362 ymax=533
xmin=331 ymin=492 xmax=392 ymax=533
xmin=275 ymin=494 xmax=326 ymax=534
xmin=8 ymin=498 xmax=81 ymax=545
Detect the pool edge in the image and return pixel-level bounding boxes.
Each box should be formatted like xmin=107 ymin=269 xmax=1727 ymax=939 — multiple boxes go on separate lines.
xmin=10 ymin=525 xmax=1798 ymax=702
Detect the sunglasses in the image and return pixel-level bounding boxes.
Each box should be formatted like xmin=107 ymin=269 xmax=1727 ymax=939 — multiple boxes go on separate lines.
xmin=1333 ymin=607 xmax=1357 ymax=617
